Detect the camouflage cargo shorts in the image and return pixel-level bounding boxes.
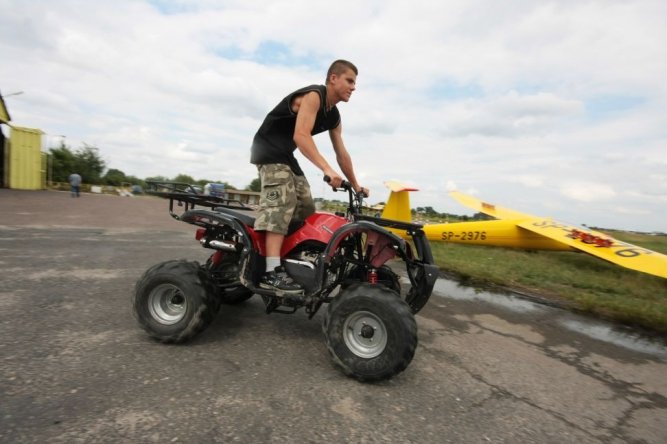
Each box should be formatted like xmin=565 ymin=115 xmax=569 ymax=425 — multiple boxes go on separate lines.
xmin=254 ymin=164 xmax=315 ymax=234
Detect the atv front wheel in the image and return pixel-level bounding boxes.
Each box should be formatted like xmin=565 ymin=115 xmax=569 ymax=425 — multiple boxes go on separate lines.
xmin=322 ymin=283 xmax=417 ymax=382
xmin=134 ymin=260 xmax=220 ymax=343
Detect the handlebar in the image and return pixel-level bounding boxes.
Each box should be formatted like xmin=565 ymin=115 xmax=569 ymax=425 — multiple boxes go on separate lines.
xmin=323 ymin=175 xmax=352 ymax=191
xmin=323 ymin=175 xmax=368 ymax=198
xmin=323 ymin=175 xmax=370 ymax=218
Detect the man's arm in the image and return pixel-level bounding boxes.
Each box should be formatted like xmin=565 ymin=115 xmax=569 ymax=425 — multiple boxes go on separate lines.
xmin=293 ymin=92 xmax=343 ymax=187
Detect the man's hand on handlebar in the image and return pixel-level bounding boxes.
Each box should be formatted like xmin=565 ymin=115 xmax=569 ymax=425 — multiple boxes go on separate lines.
xmin=356 ymin=186 xmax=369 ymax=198
xmin=323 ymin=170 xmax=343 ymax=189
xmin=323 ymin=175 xmax=369 ymax=198
xmin=324 ymin=170 xmax=345 ymax=190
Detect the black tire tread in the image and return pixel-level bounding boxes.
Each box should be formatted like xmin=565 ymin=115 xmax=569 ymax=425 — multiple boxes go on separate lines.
xmin=134 ymin=260 xmax=220 ymax=344
xmin=323 ymin=283 xmax=417 ymax=382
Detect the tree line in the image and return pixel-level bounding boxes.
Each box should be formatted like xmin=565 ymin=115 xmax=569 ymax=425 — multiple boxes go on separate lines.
xmin=49 ymin=143 xmax=261 ymax=191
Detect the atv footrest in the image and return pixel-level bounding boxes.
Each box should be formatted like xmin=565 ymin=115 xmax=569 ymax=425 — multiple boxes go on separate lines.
xmin=268 ymin=306 xmax=299 ymax=315
xmin=255 ymin=288 xmax=306 ymax=314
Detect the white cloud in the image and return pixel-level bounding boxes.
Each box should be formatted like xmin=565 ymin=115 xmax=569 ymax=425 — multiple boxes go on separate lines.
xmin=1 ymin=0 xmax=666 ymax=232
xmin=439 ymin=91 xmax=584 ymax=138
xmin=561 ymin=182 xmax=617 ymax=202
xmin=506 ymin=175 xmax=545 ymax=188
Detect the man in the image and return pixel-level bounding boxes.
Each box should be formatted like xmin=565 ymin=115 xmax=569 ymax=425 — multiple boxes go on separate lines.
xmin=68 ymin=172 xmax=82 ymax=198
xmin=250 ymin=59 xmax=368 ymax=293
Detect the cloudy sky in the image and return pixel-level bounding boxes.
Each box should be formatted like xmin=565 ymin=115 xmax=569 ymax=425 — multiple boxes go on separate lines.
xmin=2 ymin=0 xmax=666 ymax=232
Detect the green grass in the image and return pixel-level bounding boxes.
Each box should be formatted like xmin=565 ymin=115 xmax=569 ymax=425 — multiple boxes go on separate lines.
xmin=601 ymin=229 xmax=667 ymax=253
xmin=429 ymin=233 xmax=667 ymax=333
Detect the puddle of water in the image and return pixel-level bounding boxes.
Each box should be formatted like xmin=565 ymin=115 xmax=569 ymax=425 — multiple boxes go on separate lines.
xmin=560 ymin=318 xmax=667 ymax=361
xmin=431 ymin=278 xmax=545 ymax=314
xmin=425 ymin=276 xmax=667 ymax=361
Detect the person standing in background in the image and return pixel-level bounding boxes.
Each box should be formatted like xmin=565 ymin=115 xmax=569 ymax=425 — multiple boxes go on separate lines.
xmin=68 ymin=172 xmax=82 ymax=198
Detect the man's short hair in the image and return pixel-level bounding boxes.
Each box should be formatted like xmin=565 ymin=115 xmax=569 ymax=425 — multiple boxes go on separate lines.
xmin=326 ymin=60 xmax=358 ymax=84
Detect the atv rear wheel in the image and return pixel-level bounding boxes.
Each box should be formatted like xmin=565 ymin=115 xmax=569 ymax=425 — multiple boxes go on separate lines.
xmin=323 ymin=283 xmax=417 ymax=382
xmin=134 ymin=260 xmax=220 ymax=343
xmin=206 ymin=253 xmax=253 ymax=304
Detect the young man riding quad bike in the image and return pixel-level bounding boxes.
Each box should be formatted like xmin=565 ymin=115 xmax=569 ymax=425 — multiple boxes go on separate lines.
xmin=250 ymin=59 xmax=369 ymax=294
xmin=134 ymin=60 xmax=437 ymax=381
xmin=134 ymin=178 xmax=438 ymax=382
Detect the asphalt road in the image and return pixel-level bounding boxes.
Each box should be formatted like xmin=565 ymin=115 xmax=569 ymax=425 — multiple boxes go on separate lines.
xmin=1 ymin=189 xmax=666 ymax=443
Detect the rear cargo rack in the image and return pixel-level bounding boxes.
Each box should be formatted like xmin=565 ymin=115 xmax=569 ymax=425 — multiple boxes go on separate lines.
xmin=146 ymin=181 xmax=254 ymax=220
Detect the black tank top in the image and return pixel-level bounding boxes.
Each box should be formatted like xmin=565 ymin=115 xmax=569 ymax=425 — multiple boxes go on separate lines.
xmin=250 ymin=84 xmax=341 ymax=176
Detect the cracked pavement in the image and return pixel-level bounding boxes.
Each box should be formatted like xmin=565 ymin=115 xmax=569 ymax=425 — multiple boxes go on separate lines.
xmin=1 ymin=189 xmax=666 ymax=443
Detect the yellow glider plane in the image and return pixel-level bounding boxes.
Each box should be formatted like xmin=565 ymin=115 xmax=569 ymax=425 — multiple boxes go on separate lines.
xmin=380 ymin=181 xmax=667 ymax=280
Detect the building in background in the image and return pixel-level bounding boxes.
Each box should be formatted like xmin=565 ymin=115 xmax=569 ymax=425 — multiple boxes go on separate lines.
xmin=222 ymin=189 xmax=260 ymax=207
xmin=0 ymin=90 xmax=46 ymax=190
xmin=0 ymin=92 xmax=9 ymax=187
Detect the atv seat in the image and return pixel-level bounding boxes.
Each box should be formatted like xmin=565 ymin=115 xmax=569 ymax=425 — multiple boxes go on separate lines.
xmin=214 ymin=207 xmax=256 ymax=227
xmin=213 ymin=207 xmax=304 ymax=235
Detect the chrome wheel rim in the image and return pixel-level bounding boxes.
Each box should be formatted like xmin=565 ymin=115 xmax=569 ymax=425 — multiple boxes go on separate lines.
xmin=148 ymin=284 xmax=187 ymax=325
xmin=343 ymin=310 xmax=387 ymax=358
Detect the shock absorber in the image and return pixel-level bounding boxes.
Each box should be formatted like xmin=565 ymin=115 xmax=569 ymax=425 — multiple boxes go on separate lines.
xmin=367 ymin=268 xmax=378 ymax=284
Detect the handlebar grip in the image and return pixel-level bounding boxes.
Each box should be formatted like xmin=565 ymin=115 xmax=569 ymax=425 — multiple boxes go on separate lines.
xmin=323 ymin=175 xmax=352 ymax=190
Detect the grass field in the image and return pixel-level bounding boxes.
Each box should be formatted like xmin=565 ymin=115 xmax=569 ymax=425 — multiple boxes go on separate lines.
xmin=429 ymin=231 xmax=667 ymax=333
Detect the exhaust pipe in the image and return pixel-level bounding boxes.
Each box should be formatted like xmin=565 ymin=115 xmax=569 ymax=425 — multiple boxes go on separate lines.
xmin=200 ymin=238 xmax=238 ymax=252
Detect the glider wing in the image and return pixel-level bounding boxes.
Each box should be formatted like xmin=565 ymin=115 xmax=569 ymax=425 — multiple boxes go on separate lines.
xmin=517 ymin=218 xmax=667 ymax=279
xmin=449 ymin=191 xmax=667 ymax=279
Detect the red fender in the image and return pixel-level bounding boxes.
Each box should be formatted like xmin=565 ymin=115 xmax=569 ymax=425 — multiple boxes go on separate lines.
xmin=247 ymin=212 xmax=348 ymax=257
xmin=281 ymin=213 xmax=347 ymax=255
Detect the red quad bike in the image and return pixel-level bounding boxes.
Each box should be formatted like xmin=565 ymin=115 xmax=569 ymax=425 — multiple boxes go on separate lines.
xmin=134 ymin=178 xmax=438 ymax=382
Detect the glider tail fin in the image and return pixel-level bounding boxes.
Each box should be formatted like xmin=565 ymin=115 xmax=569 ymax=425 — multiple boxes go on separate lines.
xmin=381 ymin=190 xmax=412 ymax=222
xmin=380 ymin=181 xmax=418 ymax=222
